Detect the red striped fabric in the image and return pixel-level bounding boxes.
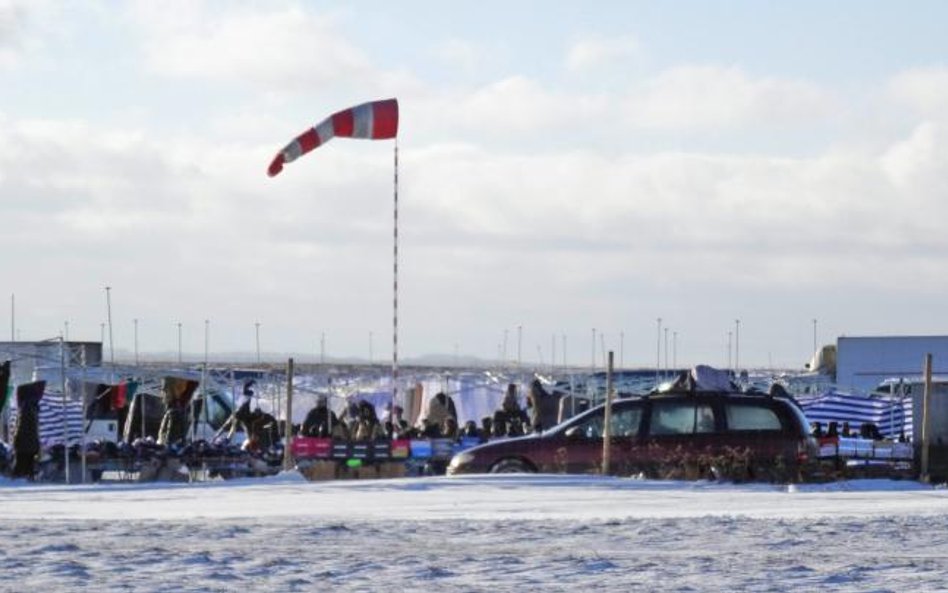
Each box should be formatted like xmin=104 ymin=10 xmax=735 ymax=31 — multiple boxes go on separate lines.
xmin=268 ymin=98 xmax=398 ymax=177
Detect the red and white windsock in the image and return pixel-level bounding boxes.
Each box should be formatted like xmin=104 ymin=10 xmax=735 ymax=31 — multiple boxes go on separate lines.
xmin=267 ymin=98 xmax=399 ymax=177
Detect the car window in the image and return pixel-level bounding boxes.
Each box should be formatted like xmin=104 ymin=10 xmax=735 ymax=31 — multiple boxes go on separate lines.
xmin=569 ymin=405 xmax=642 ymax=439
xmin=725 ymin=403 xmax=782 ymax=431
xmin=649 ymin=402 xmax=715 ymax=435
xmin=572 ymin=411 xmax=604 ymax=438
xmin=610 ymin=406 xmax=642 ymax=437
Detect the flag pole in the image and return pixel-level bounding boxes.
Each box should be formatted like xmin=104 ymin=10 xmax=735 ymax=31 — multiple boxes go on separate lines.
xmin=391 ymin=140 xmax=399 ymax=432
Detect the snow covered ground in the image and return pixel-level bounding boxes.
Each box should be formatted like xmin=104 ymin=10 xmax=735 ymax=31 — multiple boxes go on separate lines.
xmin=1 ymin=474 xmax=947 ymax=592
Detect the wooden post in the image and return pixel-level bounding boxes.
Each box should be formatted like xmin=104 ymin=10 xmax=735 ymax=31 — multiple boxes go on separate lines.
xmin=284 ymin=357 xmax=294 ymax=471
xmin=921 ymin=353 xmax=933 ymax=482
xmin=602 ymin=351 xmax=614 ymax=475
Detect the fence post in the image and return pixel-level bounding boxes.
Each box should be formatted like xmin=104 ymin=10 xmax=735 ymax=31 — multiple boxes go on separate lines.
xmin=921 ymin=353 xmax=932 ymax=482
xmin=284 ymin=357 xmax=294 ymax=471
xmin=602 ymin=351 xmax=614 ymax=475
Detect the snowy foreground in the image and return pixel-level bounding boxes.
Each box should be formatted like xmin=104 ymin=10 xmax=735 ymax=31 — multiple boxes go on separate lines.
xmin=1 ymin=475 xmax=947 ymax=592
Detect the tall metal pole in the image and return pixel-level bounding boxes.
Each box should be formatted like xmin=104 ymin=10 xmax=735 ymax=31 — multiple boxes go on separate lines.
xmin=655 ymin=318 xmax=662 ymax=383
xmin=255 ymin=322 xmax=261 ymax=365
xmin=392 ymin=141 xmax=399 ymax=418
xmin=197 ymin=319 xmax=209 ymax=442
xmin=551 ymin=334 xmax=556 ymax=374
xmin=591 ymin=327 xmax=596 ymax=375
xmin=600 ymin=332 xmax=606 ymax=369
xmin=502 ymin=329 xmax=508 ymax=368
xmin=812 ymin=318 xmax=817 ymax=357
xmin=663 ymin=327 xmax=669 ymax=378
xmin=727 ymin=331 xmax=733 ymax=370
xmin=734 ymin=319 xmax=741 ymax=374
xmin=105 ymin=287 xmax=115 ymax=382
xmin=562 ymin=334 xmax=567 ymax=371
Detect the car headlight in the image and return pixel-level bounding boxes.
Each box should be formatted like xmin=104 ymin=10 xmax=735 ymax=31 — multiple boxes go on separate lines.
xmin=449 ymin=451 xmax=475 ymax=468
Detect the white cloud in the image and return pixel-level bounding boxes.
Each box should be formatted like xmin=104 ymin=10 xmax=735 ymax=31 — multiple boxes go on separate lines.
xmin=880 ymin=121 xmax=948 ymax=201
xmin=0 ymin=0 xmax=54 ymax=69
xmin=128 ymin=3 xmax=375 ymax=92
xmin=889 ymin=66 xmax=948 ymax=121
xmin=431 ymin=39 xmax=482 ymax=74
xmin=625 ymin=65 xmax=836 ymax=130
xmin=565 ymin=34 xmax=639 ymax=72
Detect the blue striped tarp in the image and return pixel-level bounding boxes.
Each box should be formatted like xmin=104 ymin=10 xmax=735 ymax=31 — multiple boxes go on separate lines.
xmin=7 ymin=395 xmax=86 ymax=446
xmin=797 ymin=391 xmax=913 ymax=441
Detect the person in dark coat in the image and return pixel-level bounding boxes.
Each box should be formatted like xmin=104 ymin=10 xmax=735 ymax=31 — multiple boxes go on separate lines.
xmin=492 ymin=384 xmax=529 ymax=437
xmin=12 ymin=381 xmax=45 ymax=479
xmin=353 ymin=400 xmax=384 ymax=442
xmin=301 ymin=395 xmax=347 ymax=438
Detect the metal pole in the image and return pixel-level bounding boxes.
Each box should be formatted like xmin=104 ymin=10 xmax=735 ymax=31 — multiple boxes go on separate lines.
xmin=196 ymin=319 xmax=208 ymax=442
xmin=60 ymin=335 xmax=70 ymax=484
xmin=727 ymin=331 xmax=732 ymax=370
xmin=734 ymin=319 xmax=741 ymax=375
xmin=812 ymin=318 xmax=817 ymax=358
xmin=664 ymin=327 xmax=669 ymax=379
xmin=551 ymin=334 xmax=556 ymax=375
xmin=106 ymin=287 xmax=115 ymax=381
xmin=655 ymin=318 xmax=662 ymax=384
xmin=591 ymin=328 xmax=596 ymax=376
xmin=133 ymin=318 xmax=139 ymax=366
xmin=562 ymin=334 xmax=567 ymax=371
xmin=255 ymin=322 xmax=261 ymax=365
xmin=392 ymin=141 xmax=399 ymax=422
xmin=921 ymin=353 xmax=933 ymax=481
xmin=284 ymin=357 xmax=294 ymax=471
xmin=80 ymin=346 xmax=87 ymax=480
xmin=602 ymin=351 xmax=614 ymax=475
xmin=502 ymin=329 xmax=508 ymax=369
xmin=600 ymin=332 xmax=606 ymax=369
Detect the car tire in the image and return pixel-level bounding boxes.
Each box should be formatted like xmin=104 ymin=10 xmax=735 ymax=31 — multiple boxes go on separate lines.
xmin=489 ymin=458 xmax=534 ymax=474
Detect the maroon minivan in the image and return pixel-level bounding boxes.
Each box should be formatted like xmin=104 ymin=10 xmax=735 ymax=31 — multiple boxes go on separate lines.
xmin=447 ymin=392 xmax=818 ymax=482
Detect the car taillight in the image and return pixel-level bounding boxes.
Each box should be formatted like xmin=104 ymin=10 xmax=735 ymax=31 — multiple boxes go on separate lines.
xmin=797 ymin=437 xmax=817 ymax=463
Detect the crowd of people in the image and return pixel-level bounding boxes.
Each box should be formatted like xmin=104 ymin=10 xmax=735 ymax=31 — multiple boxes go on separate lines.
xmin=297 ymin=379 xmax=565 ymax=443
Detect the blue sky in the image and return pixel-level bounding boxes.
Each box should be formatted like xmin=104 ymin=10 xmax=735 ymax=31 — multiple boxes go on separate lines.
xmin=2 ymin=1 xmax=948 ymax=369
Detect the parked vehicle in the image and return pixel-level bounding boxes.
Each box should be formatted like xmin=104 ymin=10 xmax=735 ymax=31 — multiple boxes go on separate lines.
xmin=447 ymin=389 xmax=819 ymax=482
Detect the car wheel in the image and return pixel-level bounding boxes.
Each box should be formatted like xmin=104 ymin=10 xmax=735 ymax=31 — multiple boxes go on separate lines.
xmin=489 ymin=458 xmax=534 ymax=474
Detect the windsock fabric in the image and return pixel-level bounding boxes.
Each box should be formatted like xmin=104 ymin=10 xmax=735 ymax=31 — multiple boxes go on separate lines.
xmin=268 ymin=98 xmax=398 ymax=176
